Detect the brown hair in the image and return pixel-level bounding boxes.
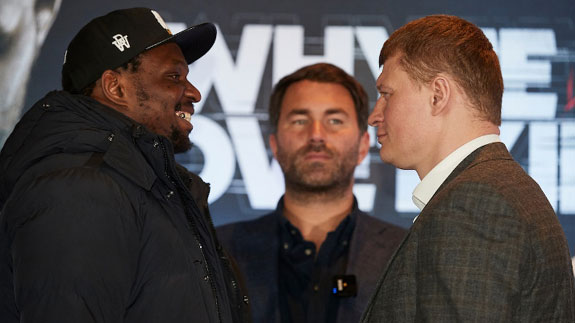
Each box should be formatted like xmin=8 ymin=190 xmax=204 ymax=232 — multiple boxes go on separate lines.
xmin=380 ymin=14 xmax=503 ymax=125
xmin=269 ymin=63 xmax=369 ymax=132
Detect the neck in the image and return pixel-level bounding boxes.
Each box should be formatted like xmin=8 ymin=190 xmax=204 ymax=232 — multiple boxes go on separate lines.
xmin=416 ymin=117 xmax=499 ymax=179
xmin=282 ymin=186 xmax=354 ymax=250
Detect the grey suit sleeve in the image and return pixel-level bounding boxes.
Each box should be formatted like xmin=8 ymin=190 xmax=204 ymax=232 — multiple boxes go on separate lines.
xmin=362 ymin=149 xmax=574 ymax=323
xmin=415 ymin=183 xmax=528 ymax=322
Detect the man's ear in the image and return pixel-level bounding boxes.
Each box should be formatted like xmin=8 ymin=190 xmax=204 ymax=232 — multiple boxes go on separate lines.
xmin=269 ymin=133 xmax=279 ymax=160
xmin=357 ymin=131 xmax=370 ymax=165
xmin=99 ymin=70 xmax=129 ymax=107
xmin=430 ymin=75 xmax=450 ymax=116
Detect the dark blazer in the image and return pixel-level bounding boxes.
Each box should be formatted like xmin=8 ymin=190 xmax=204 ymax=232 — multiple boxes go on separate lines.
xmin=217 ymin=202 xmax=406 ymax=323
xmin=361 ymin=142 xmax=575 ymax=322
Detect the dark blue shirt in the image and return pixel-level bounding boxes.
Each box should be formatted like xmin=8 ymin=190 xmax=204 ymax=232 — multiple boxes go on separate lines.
xmin=277 ymin=199 xmax=358 ymax=323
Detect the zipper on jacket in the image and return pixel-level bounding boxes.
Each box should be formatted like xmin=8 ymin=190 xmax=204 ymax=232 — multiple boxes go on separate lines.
xmin=179 ymin=168 xmax=248 ymax=322
xmin=199 ymin=184 xmax=245 ymax=321
xmin=159 ymin=140 xmax=222 ymax=323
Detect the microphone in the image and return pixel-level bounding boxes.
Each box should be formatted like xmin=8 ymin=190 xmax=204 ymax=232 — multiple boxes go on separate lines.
xmin=332 ymin=275 xmax=357 ymax=297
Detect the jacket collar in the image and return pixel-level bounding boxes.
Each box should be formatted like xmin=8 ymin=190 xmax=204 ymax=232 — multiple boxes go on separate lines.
xmin=0 ymin=91 xmax=162 ymax=197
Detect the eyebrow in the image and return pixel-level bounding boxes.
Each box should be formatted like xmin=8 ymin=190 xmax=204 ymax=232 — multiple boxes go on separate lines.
xmin=285 ymin=109 xmax=309 ymax=118
xmin=325 ymin=108 xmax=349 ymax=116
xmin=169 ymin=58 xmax=189 ymax=71
xmin=286 ymin=108 xmax=350 ymax=117
xmin=376 ymin=83 xmax=393 ymax=93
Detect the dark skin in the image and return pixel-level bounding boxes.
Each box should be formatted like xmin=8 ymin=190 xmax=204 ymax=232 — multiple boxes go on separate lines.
xmin=91 ymin=42 xmax=201 ymax=152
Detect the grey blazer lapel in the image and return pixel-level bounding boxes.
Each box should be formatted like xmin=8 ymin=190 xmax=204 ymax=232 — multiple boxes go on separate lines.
xmin=359 ymin=227 xmax=412 ymax=322
xmin=432 ymin=142 xmax=513 ymax=202
xmin=345 ymin=213 xmax=409 ymax=323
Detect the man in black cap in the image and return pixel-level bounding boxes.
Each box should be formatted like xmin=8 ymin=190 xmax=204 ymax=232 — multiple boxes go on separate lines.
xmin=0 ymin=8 xmax=249 ymax=323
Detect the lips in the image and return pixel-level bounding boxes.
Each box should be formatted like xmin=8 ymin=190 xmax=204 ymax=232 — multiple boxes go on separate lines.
xmin=175 ymin=101 xmax=195 ymax=126
xmin=176 ymin=111 xmax=192 ymax=123
xmin=175 ymin=104 xmax=194 ymax=133
xmin=376 ymin=132 xmax=387 ymax=144
xmin=300 ymin=144 xmax=333 ymax=161
xmin=304 ymin=152 xmax=331 ymax=160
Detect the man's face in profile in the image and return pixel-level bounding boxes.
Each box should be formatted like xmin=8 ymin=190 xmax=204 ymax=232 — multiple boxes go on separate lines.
xmin=0 ymin=0 xmax=61 ymax=144
xmin=119 ymin=43 xmax=199 ymax=154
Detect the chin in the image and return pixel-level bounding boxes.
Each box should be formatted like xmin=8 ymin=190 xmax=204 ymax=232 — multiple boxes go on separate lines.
xmin=378 ymin=151 xmax=401 ymax=168
xmin=173 ymin=142 xmax=192 ymax=154
xmin=378 ymin=150 xmax=391 ymax=163
xmin=170 ymin=126 xmax=192 ymax=153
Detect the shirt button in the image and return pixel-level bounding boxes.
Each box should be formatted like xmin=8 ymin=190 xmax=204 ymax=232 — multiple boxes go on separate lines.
xmin=342 ymin=240 xmax=348 ymax=246
xmin=304 ymin=249 xmax=312 ymax=256
xmin=313 ymin=285 xmax=319 ymax=292
xmin=204 ymin=275 xmax=209 ymax=281
xmin=283 ymin=243 xmax=289 ymax=250
xmin=290 ymin=229 xmax=297 ymax=235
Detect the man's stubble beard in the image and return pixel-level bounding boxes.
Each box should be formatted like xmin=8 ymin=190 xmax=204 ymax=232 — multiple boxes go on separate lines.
xmin=170 ymin=125 xmax=192 ymax=153
xmin=135 ymin=82 xmax=192 ymax=154
xmin=276 ymin=141 xmax=359 ymax=199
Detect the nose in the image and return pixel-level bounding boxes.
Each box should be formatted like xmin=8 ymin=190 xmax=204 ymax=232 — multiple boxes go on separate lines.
xmin=368 ymin=98 xmax=385 ymax=127
xmin=184 ymin=80 xmax=201 ymax=103
xmin=309 ymin=120 xmax=325 ymax=143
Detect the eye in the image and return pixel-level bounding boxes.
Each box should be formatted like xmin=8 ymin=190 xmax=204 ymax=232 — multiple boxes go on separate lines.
xmin=168 ymin=74 xmax=181 ymax=81
xmin=328 ymin=118 xmax=343 ymax=125
xmin=292 ymin=119 xmax=307 ymax=125
xmin=379 ymin=91 xmax=391 ymax=100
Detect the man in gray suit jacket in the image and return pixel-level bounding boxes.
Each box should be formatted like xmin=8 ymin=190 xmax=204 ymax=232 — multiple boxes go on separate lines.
xmin=218 ymin=63 xmax=406 ymax=323
xmin=361 ymin=15 xmax=575 ymax=322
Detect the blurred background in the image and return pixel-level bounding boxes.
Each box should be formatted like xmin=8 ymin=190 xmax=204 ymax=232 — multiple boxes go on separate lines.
xmin=1 ymin=0 xmax=574 ymax=256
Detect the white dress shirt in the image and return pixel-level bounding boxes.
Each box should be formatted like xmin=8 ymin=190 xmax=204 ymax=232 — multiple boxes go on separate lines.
xmin=411 ymin=134 xmax=502 ymax=221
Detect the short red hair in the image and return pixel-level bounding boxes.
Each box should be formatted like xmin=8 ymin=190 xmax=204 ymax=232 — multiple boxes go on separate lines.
xmin=380 ymin=15 xmax=503 ymax=125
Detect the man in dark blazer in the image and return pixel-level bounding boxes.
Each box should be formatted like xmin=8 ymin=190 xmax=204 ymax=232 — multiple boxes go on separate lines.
xmin=362 ymin=14 xmax=575 ymax=322
xmin=217 ymin=63 xmax=406 ymax=323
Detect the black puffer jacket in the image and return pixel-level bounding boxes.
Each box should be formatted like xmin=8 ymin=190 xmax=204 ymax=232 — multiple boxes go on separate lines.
xmin=0 ymin=91 xmax=250 ymax=323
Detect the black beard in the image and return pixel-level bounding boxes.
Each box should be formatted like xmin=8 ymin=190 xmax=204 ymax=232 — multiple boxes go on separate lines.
xmin=133 ymin=81 xmax=191 ymax=154
xmin=170 ymin=124 xmax=192 ymax=153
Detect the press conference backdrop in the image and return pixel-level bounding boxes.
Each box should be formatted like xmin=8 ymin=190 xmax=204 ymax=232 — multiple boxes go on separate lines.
xmin=2 ymin=0 xmax=574 ymax=256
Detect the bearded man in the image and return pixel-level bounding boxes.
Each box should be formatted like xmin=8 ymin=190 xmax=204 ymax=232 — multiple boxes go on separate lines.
xmin=217 ymin=63 xmax=406 ymax=323
xmin=0 ymin=8 xmax=250 ymax=322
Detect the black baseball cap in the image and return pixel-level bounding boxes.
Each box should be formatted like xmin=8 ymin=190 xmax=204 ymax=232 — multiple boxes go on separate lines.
xmin=62 ymin=7 xmax=216 ymax=93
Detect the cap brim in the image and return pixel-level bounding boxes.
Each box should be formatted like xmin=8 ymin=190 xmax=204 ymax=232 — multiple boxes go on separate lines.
xmin=148 ymin=22 xmax=217 ymax=64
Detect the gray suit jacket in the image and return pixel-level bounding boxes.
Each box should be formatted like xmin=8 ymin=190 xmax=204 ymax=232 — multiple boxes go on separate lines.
xmin=361 ymin=142 xmax=575 ymax=322
xmin=217 ymin=202 xmax=406 ymax=323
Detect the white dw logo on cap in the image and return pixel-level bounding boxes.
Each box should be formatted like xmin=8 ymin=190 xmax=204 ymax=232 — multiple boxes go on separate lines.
xmin=112 ymin=34 xmax=130 ymax=52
